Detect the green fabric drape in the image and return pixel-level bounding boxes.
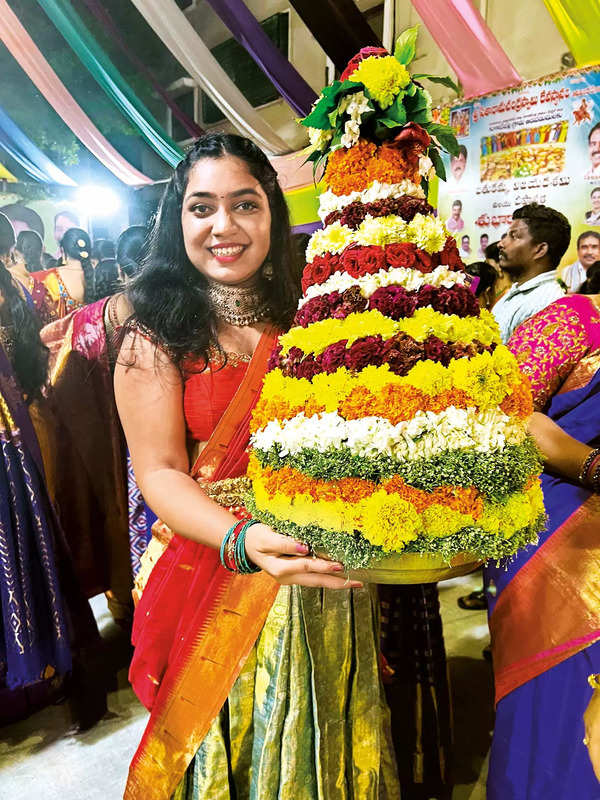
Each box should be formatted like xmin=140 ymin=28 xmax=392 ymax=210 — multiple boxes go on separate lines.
xmin=542 ymin=0 xmax=600 ymax=66
xmin=36 ymin=0 xmax=183 ymax=167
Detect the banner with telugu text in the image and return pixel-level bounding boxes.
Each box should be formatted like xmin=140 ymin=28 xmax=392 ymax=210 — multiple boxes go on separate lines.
xmin=436 ymin=65 xmax=600 ymax=267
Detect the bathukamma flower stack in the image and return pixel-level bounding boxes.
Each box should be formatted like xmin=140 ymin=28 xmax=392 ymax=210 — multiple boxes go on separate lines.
xmin=246 ymin=28 xmax=545 ymax=570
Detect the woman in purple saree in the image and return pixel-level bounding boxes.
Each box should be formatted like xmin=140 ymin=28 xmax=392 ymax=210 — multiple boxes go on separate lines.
xmin=486 ymin=292 xmax=600 ymax=798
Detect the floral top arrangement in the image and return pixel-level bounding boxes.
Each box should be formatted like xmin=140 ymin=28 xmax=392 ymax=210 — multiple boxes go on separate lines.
xmin=246 ymin=28 xmax=545 ymax=570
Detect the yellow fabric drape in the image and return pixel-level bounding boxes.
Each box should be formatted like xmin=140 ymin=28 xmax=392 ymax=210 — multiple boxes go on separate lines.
xmin=543 ymin=0 xmax=600 ymax=66
xmin=0 ymin=159 xmax=17 ymax=181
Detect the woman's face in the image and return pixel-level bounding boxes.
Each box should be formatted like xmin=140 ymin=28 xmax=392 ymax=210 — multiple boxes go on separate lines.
xmin=181 ymin=155 xmax=271 ymax=286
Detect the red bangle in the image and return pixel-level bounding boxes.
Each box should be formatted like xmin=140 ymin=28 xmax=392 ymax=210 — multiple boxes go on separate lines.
xmin=222 ymin=520 xmax=246 ymax=572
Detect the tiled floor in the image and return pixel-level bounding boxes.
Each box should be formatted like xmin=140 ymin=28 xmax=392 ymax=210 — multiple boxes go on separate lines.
xmin=0 ymin=574 xmax=492 ymax=799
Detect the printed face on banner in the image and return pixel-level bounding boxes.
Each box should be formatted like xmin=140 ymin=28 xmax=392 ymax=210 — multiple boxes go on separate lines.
xmin=438 ymin=67 xmax=600 ymax=271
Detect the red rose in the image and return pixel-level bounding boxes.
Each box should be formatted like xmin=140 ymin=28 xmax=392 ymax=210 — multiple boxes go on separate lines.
xmin=320 ymin=340 xmax=348 ymax=374
xmin=440 ymin=238 xmax=464 ymax=271
xmin=385 ymin=242 xmax=417 ymax=269
xmin=340 ymin=47 xmax=389 ymax=81
xmin=345 ymin=335 xmax=384 ymax=371
xmin=341 ymin=246 xmax=385 ymax=278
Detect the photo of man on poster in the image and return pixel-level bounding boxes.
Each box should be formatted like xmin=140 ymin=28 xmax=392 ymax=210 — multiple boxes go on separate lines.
xmin=586 ymin=122 xmax=600 ymax=178
xmin=450 ymin=145 xmax=468 ymax=182
xmin=446 ymin=199 xmax=465 ymax=232
xmin=585 ymin=187 xmax=600 ymax=225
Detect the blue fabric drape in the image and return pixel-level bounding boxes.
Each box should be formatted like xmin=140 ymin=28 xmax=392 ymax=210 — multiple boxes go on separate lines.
xmin=0 ymin=104 xmax=76 ymax=185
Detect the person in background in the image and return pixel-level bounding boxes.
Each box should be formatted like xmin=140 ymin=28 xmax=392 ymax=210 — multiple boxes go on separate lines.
xmin=53 ymin=210 xmax=79 ymax=258
xmin=450 ymin=144 xmax=467 ymax=182
xmin=587 ymin=122 xmax=600 ymax=178
xmin=12 ymin=230 xmax=57 ymax=325
xmin=477 ymin=232 xmax=489 ymax=258
xmin=116 ymin=225 xmax=147 ymax=283
xmin=485 ymin=240 xmax=513 ymax=303
xmin=0 ymin=216 xmax=104 ymax=729
xmin=91 ymin=238 xmax=116 ymax=269
xmin=492 ymin=203 xmax=568 ymax=343
xmin=446 ymin=199 xmax=464 ymax=232
xmin=486 ymin=279 xmax=600 ymax=798
xmin=465 ymin=260 xmax=498 ymax=310
xmin=43 ymin=227 xmax=93 ymax=317
xmin=562 ymin=231 xmax=600 ymax=293
xmin=0 ymin=202 xmax=45 ymax=240
xmin=585 ymin=187 xmax=600 ymax=226
xmin=459 ymin=233 xmax=471 ymax=259
xmin=580 ymin=261 xmax=600 ymax=295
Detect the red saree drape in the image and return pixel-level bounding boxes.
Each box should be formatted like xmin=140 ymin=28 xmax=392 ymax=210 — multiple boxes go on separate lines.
xmin=125 ymin=327 xmax=280 ymax=800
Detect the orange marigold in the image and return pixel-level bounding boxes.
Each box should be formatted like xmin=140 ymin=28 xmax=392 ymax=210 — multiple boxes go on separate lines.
xmin=500 ymin=379 xmax=533 ymax=420
xmin=324 ymin=138 xmax=376 ymax=195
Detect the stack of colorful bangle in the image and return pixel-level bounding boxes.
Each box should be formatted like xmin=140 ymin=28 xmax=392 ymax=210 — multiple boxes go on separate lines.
xmin=579 ymin=448 xmax=600 ymax=492
xmin=220 ymin=519 xmax=262 ymax=574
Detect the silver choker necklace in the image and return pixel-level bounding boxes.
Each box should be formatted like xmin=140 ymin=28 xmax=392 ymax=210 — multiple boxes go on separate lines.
xmin=206 ymin=280 xmax=270 ymax=327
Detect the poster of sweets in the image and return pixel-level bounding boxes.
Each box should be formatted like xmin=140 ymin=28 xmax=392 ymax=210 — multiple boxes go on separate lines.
xmin=436 ymin=66 xmax=600 ymax=265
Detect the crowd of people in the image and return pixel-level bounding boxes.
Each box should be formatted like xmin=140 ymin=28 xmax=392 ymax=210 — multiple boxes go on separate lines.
xmin=0 ymin=133 xmax=599 ymax=799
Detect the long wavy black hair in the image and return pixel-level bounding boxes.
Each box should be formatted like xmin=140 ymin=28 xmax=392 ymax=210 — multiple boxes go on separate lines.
xmin=0 ymin=214 xmax=48 ymax=400
xmin=60 ymin=227 xmax=95 ymax=304
xmin=127 ymin=133 xmax=301 ymax=369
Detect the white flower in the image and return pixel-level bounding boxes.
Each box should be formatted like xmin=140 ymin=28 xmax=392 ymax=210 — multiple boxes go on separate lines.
xmin=418 ymin=154 xmax=435 ymax=179
xmin=346 ymin=91 xmax=371 ymax=121
xmin=341 ymin=118 xmax=361 ymax=149
xmin=308 ymin=127 xmax=333 ymax=149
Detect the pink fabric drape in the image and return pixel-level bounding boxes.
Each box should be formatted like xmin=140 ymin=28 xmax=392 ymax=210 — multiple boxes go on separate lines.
xmin=410 ymin=0 xmax=522 ymax=99
xmin=0 ymin=0 xmax=151 ymax=185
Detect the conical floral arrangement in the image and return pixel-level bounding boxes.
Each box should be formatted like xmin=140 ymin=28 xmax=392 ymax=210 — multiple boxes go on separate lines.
xmin=246 ymin=28 xmax=545 ymax=573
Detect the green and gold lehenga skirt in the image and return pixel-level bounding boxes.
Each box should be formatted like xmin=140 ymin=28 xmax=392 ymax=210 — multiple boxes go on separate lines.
xmin=173 ymin=585 xmax=400 ymax=799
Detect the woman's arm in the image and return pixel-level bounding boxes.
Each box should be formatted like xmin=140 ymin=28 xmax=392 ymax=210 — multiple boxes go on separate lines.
xmin=114 ymin=332 xmax=359 ymax=589
xmin=527 ymin=412 xmax=594 ymax=484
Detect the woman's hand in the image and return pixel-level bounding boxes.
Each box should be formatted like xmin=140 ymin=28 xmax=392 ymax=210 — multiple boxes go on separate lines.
xmin=584 ymin=689 xmax=600 ymax=782
xmin=244 ymin=523 xmax=363 ymax=590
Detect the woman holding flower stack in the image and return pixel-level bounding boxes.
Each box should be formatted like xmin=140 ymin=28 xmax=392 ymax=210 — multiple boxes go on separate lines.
xmin=116 ymin=132 xmax=400 ymax=799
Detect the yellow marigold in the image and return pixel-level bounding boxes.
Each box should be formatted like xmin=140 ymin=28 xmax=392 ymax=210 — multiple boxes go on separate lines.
xmin=349 ymin=55 xmax=410 ymax=109
xmin=359 ymin=490 xmax=421 ymax=550
xmin=421 ymin=505 xmax=474 ymax=538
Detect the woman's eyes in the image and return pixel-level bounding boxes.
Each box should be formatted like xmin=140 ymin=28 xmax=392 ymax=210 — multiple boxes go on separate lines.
xmin=191 ymin=200 xmax=258 ymax=215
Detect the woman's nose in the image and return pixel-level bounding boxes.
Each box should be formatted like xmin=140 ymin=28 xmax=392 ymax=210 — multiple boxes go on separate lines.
xmin=211 ymin=206 xmax=237 ymax=235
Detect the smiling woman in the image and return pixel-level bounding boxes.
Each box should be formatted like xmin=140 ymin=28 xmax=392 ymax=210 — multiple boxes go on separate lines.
xmin=115 ymin=133 xmax=400 ymax=799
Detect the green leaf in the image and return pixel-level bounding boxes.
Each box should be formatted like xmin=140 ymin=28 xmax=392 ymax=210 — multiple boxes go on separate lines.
xmin=300 ymin=80 xmax=365 ymax=128
xmin=413 ymin=73 xmax=460 ymax=94
xmin=428 ymin=146 xmax=447 ymax=182
xmin=404 ymin=86 xmax=430 ymax=114
xmin=387 ymin=94 xmax=407 ymax=125
xmin=394 ymin=25 xmax=419 ymax=66
xmin=424 ymin=122 xmax=460 ymax=156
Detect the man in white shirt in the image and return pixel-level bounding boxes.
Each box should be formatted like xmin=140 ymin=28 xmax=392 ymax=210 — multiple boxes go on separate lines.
xmin=561 ymin=231 xmax=600 ymax=293
xmin=446 ymin=200 xmax=464 ymax=232
xmin=493 ymin=203 xmax=569 ymax=343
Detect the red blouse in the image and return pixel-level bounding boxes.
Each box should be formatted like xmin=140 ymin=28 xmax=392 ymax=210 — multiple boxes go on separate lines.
xmin=183 ymin=354 xmax=250 ymax=443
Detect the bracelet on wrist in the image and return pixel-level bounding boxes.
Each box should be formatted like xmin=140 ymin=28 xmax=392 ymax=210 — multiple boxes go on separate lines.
xmin=579 ymin=448 xmax=600 ymax=486
xmin=591 ymin=461 xmax=600 ymax=494
xmin=220 ymin=519 xmax=262 ymax=574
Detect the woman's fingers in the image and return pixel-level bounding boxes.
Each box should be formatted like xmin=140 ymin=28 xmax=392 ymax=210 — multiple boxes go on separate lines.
xmin=280 ymin=573 xmax=363 ymax=590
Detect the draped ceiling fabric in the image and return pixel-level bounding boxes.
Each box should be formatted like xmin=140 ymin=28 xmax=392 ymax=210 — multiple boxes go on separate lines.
xmin=542 ymin=0 xmax=600 ymax=66
xmin=79 ymin=0 xmax=204 ymax=140
xmin=36 ymin=0 xmax=183 ymax=167
xmin=410 ymin=0 xmax=521 ymax=98
xmin=0 ymin=104 xmax=76 ymax=185
xmin=287 ymin=0 xmax=382 ymax=75
xmin=0 ymin=0 xmax=151 ymax=185
xmin=130 ymin=0 xmax=290 ymax=155
xmin=203 ymin=0 xmax=316 ymax=117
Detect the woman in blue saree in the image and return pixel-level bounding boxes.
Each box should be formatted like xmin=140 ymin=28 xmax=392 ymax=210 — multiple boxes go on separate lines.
xmin=0 ymin=214 xmax=102 ymax=726
xmin=486 ymin=290 xmax=600 ymax=798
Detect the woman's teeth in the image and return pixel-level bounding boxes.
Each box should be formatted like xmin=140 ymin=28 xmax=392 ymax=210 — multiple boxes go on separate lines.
xmin=212 ymin=245 xmax=244 ymax=256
